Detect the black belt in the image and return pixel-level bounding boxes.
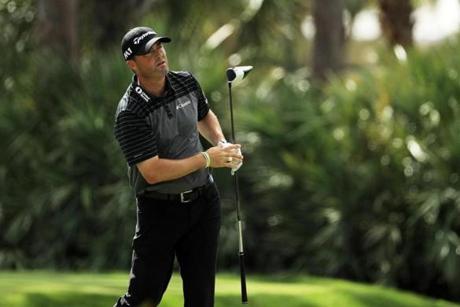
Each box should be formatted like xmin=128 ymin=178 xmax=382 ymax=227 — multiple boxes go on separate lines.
xmin=140 ymin=180 xmax=213 ymax=203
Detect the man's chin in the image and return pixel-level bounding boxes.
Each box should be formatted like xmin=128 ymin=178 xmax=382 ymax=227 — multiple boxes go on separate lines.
xmin=157 ymin=65 xmax=169 ymax=76
xmin=143 ymin=67 xmax=168 ymax=79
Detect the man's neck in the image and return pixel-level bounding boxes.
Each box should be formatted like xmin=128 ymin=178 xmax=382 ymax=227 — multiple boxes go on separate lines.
xmin=137 ymin=74 xmax=167 ymax=97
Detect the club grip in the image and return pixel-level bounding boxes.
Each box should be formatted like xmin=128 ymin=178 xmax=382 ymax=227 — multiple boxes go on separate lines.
xmin=239 ymin=252 xmax=248 ymax=303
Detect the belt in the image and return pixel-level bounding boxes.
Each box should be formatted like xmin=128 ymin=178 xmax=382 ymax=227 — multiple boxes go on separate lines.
xmin=140 ymin=180 xmax=213 ymax=204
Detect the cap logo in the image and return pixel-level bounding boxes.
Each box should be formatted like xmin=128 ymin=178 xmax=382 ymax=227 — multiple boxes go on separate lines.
xmin=133 ymin=31 xmax=155 ymax=45
xmin=123 ymin=47 xmax=132 ymax=60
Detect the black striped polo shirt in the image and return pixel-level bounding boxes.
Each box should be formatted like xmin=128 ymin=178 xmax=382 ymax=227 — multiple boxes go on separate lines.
xmin=114 ymin=71 xmax=210 ymax=195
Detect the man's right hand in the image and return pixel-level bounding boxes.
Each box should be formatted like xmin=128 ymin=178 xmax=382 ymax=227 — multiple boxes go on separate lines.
xmin=206 ymin=144 xmax=243 ymax=168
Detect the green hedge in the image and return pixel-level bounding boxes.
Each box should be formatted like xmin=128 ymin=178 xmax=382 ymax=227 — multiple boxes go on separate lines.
xmin=1 ymin=9 xmax=460 ymax=300
xmin=236 ymin=37 xmax=460 ymax=300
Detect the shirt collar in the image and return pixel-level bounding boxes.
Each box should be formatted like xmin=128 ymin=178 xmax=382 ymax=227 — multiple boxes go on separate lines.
xmin=131 ymin=73 xmax=176 ymax=103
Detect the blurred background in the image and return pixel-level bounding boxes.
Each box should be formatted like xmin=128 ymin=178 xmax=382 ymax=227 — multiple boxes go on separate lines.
xmin=1 ymin=0 xmax=460 ymax=304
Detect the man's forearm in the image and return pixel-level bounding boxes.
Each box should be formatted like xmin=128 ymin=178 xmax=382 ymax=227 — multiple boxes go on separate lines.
xmin=137 ymin=143 xmax=243 ymax=185
xmin=137 ymin=154 xmax=206 ymax=184
xmin=198 ymin=110 xmax=226 ymax=146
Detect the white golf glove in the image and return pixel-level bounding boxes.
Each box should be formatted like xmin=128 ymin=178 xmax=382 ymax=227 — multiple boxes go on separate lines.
xmin=218 ymin=141 xmax=243 ymax=175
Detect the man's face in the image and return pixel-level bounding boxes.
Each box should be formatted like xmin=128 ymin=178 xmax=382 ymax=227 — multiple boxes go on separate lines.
xmin=129 ymin=42 xmax=169 ymax=79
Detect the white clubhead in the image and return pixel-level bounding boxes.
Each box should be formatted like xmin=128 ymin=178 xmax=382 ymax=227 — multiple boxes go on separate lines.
xmin=226 ymin=66 xmax=253 ymax=84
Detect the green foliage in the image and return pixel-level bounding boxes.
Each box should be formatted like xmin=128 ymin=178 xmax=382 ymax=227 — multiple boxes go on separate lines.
xmin=0 ymin=0 xmax=35 ymax=71
xmin=1 ymin=0 xmax=460 ymax=303
xmin=1 ymin=271 xmax=459 ymax=307
xmin=235 ymin=37 xmax=460 ymax=300
xmin=0 ymin=51 xmax=134 ymax=269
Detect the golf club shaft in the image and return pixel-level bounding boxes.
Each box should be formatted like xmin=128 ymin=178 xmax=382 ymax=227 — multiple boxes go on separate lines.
xmin=228 ymin=82 xmax=248 ymax=304
xmin=235 ymin=175 xmax=248 ymax=303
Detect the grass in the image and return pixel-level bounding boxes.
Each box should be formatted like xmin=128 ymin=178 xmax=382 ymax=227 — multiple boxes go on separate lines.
xmin=0 ymin=271 xmax=459 ymax=307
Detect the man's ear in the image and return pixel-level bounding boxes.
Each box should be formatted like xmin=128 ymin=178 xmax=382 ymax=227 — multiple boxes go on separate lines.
xmin=126 ymin=59 xmax=137 ymax=73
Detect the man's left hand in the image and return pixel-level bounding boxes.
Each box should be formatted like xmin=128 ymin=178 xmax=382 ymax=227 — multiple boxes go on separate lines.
xmin=219 ymin=141 xmax=243 ymax=175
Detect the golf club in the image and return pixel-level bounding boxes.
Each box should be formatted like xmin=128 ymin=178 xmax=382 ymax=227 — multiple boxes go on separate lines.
xmin=226 ymin=66 xmax=253 ymax=84
xmin=226 ymin=65 xmax=253 ymax=304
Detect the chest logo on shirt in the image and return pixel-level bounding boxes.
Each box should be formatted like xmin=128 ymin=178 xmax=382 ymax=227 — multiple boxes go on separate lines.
xmin=176 ymin=100 xmax=191 ymax=110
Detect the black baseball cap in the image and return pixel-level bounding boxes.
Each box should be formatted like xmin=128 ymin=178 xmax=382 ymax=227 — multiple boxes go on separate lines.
xmin=121 ymin=26 xmax=171 ymax=61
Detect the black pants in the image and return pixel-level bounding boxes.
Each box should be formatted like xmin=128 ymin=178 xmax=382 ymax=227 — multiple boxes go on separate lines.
xmin=114 ymin=182 xmax=221 ymax=307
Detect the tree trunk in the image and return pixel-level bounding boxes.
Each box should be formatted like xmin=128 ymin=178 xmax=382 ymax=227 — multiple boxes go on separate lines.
xmin=378 ymin=0 xmax=414 ymax=48
xmin=312 ymin=0 xmax=345 ymax=83
xmin=36 ymin=0 xmax=79 ymax=61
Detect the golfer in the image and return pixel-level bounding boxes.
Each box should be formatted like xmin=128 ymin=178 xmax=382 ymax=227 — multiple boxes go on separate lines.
xmin=113 ymin=26 xmax=243 ymax=307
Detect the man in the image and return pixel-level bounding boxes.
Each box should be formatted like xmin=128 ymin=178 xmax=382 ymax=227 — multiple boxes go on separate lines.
xmin=113 ymin=26 xmax=243 ymax=307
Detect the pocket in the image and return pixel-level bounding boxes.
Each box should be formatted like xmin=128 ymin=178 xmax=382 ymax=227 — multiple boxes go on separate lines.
xmin=134 ymin=197 xmax=165 ymax=239
xmin=133 ymin=198 xmax=170 ymax=254
xmin=133 ymin=198 xmax=154 ymax=243
xmin=205 ymin=184 xmax=222 ymax=222
xmin=204 ymin=182 xmax=221 ymax=204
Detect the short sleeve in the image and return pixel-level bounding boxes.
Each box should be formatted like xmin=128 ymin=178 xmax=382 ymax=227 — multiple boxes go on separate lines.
xmin=190 ymin=74 xmax=210 ymax=121
xmin=114 ymin=110 xmax=158 ymax=166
